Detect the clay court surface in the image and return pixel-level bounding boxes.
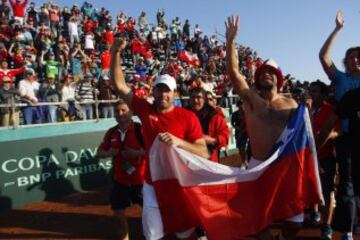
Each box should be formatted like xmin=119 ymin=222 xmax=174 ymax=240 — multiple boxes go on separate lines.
xmin=0 ymin=155 xmax=357 ymax=239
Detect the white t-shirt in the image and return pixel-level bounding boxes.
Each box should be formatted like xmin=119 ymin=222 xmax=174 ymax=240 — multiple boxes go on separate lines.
xmin=18 ymin=79 xmax=40 ymax=101
xmin=68 ymin=21 xmax=78 ymax=36
xmin=84 ymin=34 xmax=95 ymax=50
xmin=61 ymin=83 xmax=76 ymax=101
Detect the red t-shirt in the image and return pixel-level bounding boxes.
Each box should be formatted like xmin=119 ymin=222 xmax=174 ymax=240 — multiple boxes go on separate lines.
xmin=99 ymin=122 xmax=146 ymax=185
xmin=312 ymin=101 xmax=337 ymax=160
xmin=100 ymin=51 xmax=111 ymax=70
xmin=84 ymin=20 xmax=96 ymax=33
xmin=131 ymin=95 xmax=204 ymax=183
xmin=102 ymin=31 xmax=114 ymax=45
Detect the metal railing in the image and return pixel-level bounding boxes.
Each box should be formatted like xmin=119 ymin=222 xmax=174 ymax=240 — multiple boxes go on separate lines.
xmin=0 ymin=95 xmax=240 ymax=129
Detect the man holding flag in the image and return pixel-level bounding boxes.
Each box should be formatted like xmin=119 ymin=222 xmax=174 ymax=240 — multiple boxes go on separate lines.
xmin=147 ymin=16 xmax=321 ymax=239
xmin=224 ymin=15 xmax=320 ymax=238
xmin=110 ymin=38 xmax=209 ymax=240
xmin=110 ymin=16 xmax=321 ymax=240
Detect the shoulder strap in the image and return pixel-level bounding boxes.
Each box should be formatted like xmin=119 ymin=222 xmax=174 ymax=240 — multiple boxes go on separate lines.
xmin=133 ymin=121 xmax=145 ymax=148
xmin=105 ymin=125 xmax=118 ymax=145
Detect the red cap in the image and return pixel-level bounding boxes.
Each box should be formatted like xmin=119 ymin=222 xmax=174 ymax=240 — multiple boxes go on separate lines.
xmin=254 ymin=59 xmax=284 ymax=91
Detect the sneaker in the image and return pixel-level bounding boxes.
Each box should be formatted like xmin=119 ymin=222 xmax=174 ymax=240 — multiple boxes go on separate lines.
xmin=353 ymin=223 xmax=360 ymax=234
xmin=310 ymin=211 xmax=321 ymax=226
xmin=341 ymin=235 xmax=353 ymax=240
xmin=321 ymin=224 xmax=332 ymax=240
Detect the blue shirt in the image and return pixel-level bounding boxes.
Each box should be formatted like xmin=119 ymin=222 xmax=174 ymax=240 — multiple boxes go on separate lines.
xmin=334 ymin=69 xmax=360 ymax=132
xmin=71 ymin=58 xmax=82 ymax=75
xmin=334 ymin=69 xmax=360 ymax=101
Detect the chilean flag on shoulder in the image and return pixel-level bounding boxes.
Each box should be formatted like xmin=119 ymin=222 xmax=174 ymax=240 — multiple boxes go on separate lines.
xmin=150 ymin=104 xmax=323 ymax=240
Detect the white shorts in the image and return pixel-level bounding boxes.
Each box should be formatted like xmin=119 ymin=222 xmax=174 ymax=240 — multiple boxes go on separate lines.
xmin=247 ymin=157 xmax=304 ymax=223
xmin=142 ymin=182 xmax=195 ymax=240
xmin=13 ymin=16 xmax=24 ymax=25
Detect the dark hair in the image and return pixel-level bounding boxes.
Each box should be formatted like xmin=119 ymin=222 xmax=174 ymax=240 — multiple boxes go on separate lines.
xmin=343 ymin=47 xmax=360 ymax=73
xmin=189 ymin=87 xmax=206 ymax=96
xmin=113 ymin=98 xmax=127 ymax=107
xmin=310 ymin=80 xmax=328 ymax=95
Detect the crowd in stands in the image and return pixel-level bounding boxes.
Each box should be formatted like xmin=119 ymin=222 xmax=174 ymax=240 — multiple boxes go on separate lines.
xmin=0 ymin=0 xmax=314 ymax=127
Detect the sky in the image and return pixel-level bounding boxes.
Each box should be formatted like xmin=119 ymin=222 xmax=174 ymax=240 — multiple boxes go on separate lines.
xmin=40 ymin=0 xmax=360 ymax=83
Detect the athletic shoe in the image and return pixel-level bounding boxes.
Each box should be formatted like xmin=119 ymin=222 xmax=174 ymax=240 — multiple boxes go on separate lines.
xmin=353 ymin=223 xmax=360 ymax=234
xmin=309 ymin=211 xmax=321 ymax=226
xmin=341 ymin=235 xmax=353 ymax=240
xmin=321 ymin=224 xmax=332 ymax=240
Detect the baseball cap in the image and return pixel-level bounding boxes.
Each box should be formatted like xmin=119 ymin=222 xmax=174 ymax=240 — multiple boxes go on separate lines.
xmin=25 ymin=68 xmax=35 ymax=75
xmin=102 ymin=75 xmax=109 ymax=81
xmin=84 ymin=72 xmax=93 ymax=78
xmin=154 ymin=74 xmax=177 ymax=91
xmin=254 ymin=58 xmax=284 ymax=91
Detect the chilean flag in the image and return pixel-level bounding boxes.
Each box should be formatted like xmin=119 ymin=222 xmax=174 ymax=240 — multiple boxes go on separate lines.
xmin=178 ymin=50 xmax=200 ymax=66
xmin=150 ymin=104 xmax=323 ymax=240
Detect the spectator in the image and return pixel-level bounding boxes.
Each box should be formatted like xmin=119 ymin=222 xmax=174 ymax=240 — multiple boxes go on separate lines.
xmin=60 ymin=74 xmax=77 ymax=121
xmin=48 ymin=3 xmax=60 ymax=38
xmin=9 ymin=0 xmax=28 ymax=25
xmin=70 ymin=42 xmax=88 ymax=82
xmin=68 ymin=16 xmax=80 ymax=47
xmin=100 ymin=44 xmax=111 ymax=75
xmin=319 ymin=11 xmax=360 ymax=239
xmin=0 ymin=0 xmax=11 ymax=20
xmin=38 ymin=5 xmax=49 ymax=27
xmin=98 ymin=74 xmax=116 ymax=118
xmin=101 ymin=24 xmax=114 ymax=47
xmin=182 ymin=19 xmax=190 ymax=39
xmin=231 ymin=100 xmax=249 ymax=165
xmin=0 ymin=58 xmax=25 ymax=88
xmin=0 ymin=76 xmax=20 ymax=127
xmin=188 ymin=87 xmax=230 ymax=162
xmin=18 ymin=68 xmax=40 ymax=124
xmin=39 ymin=76 xmax=60 ymax=123
xmin=39 ymin=50 xmax=60 ymax=82
xmin=26 ymin=2 xmax=37 ymax=27
xmin=75 ymin=72 xmax=94 ymax=120
xmin=97 ymin=99 xmax=146 ymax=240
xmin=111 ymin=38 xmax=209 ymax=240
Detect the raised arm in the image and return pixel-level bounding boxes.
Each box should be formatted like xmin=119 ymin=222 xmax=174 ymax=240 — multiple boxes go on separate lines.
xmin=110 ymin=38 xmax=133 ymax=105
xmin=319 ymin=11 xmax=344 ymax=81
xmin=225 ymin=15 xmax=249 ymax=96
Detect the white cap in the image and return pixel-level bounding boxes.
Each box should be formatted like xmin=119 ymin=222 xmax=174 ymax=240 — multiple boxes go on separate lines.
xmin=154 ymin=74 xmax=177 ymax=91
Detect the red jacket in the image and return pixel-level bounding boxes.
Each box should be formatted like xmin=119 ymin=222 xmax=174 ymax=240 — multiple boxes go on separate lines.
xmin=0 ymin=66 xmax=26 ymax=87
xmin=207 ymin=112 xmax=231 ymax=162
xmin=10 ymin=0 xmax=28 ymax=18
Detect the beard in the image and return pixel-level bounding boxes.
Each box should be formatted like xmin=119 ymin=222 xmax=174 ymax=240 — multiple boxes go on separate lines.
xmin=257 ymin=82 xmax=274 ymax=91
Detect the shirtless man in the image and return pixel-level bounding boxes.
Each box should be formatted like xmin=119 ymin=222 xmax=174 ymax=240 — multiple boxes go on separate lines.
xmin=225 ymin=15 xmax=300 ymax=239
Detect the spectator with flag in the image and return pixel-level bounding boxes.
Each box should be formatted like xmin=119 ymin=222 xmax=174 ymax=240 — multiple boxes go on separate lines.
xmin=111 ymin=37 xmax=209 ymax=240
xmin=137 ymin=15 xmax=322 ymax=240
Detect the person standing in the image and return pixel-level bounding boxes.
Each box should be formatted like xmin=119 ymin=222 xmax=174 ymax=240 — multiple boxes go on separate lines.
xmin=18 ymin=68 xmax=40 ymax=124
xmin=226 ymin=15 xmax=302 ymax=239
xmin=98 ymin=100 xmax=146 ymax=240
xmin=0 ymin=76 xmax=20 ymax=126
xmin=188 ymin=87 xmax=230 ymax=162
xmin=111 ymin=38 xmax=208 ymax=240
xmin=319 ymin=11 xmax=360 ymax=239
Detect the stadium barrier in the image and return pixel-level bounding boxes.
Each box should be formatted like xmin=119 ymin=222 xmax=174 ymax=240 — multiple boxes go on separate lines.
xmin=0 ymin=97 xmax=238 ymax=211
